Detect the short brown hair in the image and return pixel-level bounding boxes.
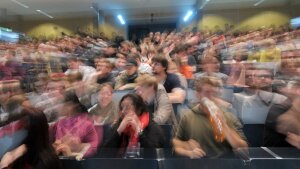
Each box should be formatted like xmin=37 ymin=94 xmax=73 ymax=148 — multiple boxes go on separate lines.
xmin=135 ymin=74 xmax=158 ymax=91
xmin=194 ymin=76 xmax=222 ymax=92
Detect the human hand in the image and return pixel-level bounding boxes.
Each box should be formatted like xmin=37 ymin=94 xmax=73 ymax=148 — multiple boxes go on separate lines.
xmin=286 ymin=132 xmax=300 ymax=149
xmin=0 ymin=152 xmax=13 ymax=169
xmin=56 ymin=144 xmax=72 ymax=156
xmin=117 ymin=111 xmax=140 ymax=135
xmin=187 ymin=139 xmax=206 ymax=158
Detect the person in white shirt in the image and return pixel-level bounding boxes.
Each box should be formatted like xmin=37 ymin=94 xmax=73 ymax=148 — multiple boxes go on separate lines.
xmin=65 ymin=57 xmax=96 ymax=82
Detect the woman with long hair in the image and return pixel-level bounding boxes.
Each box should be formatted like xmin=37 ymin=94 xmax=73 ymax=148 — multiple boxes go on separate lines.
xmin=0 ymin=107 xmax=61 ymax=169
xmin=104 ymin=93 xmax=165 ymax=154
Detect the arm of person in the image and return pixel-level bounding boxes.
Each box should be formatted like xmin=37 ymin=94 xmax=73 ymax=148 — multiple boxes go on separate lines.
xmin=114 ymin=74 xmax=126 ymax=90
xmin=0 ymin=144 xmax=27 ymax=168
xmin=172 ymin=138 xmax=206 ymax=158
xmin=286 ymin=132 xmax=300 ymax=148
xmin=223 ymin=124 xmax=248 ymax=150
xmin=168 ymin=88 xmax=186 ymax=104
xmin=221 ymin=112 xmax=248 ymax=150
xmin=117 ymin=83 xmax=137 ymax=90
xmin=153 ymin=86 xmax=173 ymax=124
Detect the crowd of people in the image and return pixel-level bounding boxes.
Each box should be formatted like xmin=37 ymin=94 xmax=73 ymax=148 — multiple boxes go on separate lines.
xmin=1 ymin=26 xmax=300 ymax=168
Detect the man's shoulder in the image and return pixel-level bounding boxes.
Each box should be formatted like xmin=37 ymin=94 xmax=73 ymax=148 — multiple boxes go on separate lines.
xmin=166 ymin=73 xmax=180 ymax=82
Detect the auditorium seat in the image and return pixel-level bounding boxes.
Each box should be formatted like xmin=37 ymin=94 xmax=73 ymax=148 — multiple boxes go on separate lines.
xmin=113 ymin=90 xmax=134 ymax=105
xmin=243 ymin=124 xmax=265 ymax=147
xmin=159 ymin=124 xmax=173 ymax=148
xmin=220 ymin=87 xmax=234 ymax=103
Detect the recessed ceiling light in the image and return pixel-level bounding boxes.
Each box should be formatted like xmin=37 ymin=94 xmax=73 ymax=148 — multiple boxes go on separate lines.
xmin=36 ymin=10 xmax=54 ymax=19
xmin=254 ymin=0 xmax=265 ymax=6
xmin=117 ymin=15 xmax=126 ymax=25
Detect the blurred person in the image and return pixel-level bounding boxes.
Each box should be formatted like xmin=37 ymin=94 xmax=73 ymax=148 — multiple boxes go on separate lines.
xmin=50 ymin=91 xmax=98 ymax=159
xmin=135 ymin=74 xmax=176 ymax=125
xmin=102 ymin=43 xmax=117 ymax=58
xmin=0 ymin=107 xmax=61 ymax=169
xmin=276 ymin=50 xmax=300 ymax=82
xmin=104 ymin=94 xmax=165 ymax=151
xmin=232 ymin=67 xmax=287 ymax=124
xmin=173 ymin=76 xmax=247 ymax=158
xmin=115 ymin=58 xmax=139 ymax=90
xmin=88 ymin=83 xmax=118 ymax=125
xmin=64 ymin=57 xmax=96 ymax=82
xmin=35 ymin=74 xmax=67 ymax=122
xmin=128 ymin=53 xmax=152 ymax=74
xmin=119 ymin=41 xmax=134 ymax=54
xmin=26 ymin=73 xmax=49 ymax=107
xmin=0 ymin=80 xmax=25 ymax=124
xmin=195 ymin=56 xmax=228 ymax=84
xmin=151 ymin=55 xmax=186 ymax=104
xmin=3 ymin=50 xmax=25 ymax=81
xmin=269 ymin=80 xmax=300 ymax=148
xmin=172 ymin=44 xmax=196 ymax=80
xmin=226 ymin=52 xmax=248 ymax=87
xmin=67 ymin=72 xmax=98 ymax=109
xmin=259 ymin=39 xmax=281 ymax=62
xmin=91 ymin=59 xmax=115 ymax=86
xmin=167 ymin=61 xmax=188 ymax=89
xmin=113 ymin=53 xmax=127 ymax=75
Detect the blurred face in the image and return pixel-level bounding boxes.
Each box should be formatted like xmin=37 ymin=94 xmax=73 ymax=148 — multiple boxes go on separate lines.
xmin=68 ymin=60 xmax=79 ymax=70
xmin=126 ymin=65 xmax=137 ymax=76
xmin=97 ymin=62 xmax=111 ymax=74
xmin=98 ymin=86 xmax=113 ymax=107
xmin=104 ymin=47 xmax=116 ymax=55
xmin=46 ymin=81 xmax=65 ymax=97
xmin=152 ymin=62 xmax=165 ymax=75
xmin=120 ymin=97 xmax=135 ymax=116
xmin=197 ymin=83 xmax=219 ymax=100
xmin=245 ymin=70 xmax=255 ymax=87
xmin=61 ymin=101 xmax=77 ymax=116
xmin=280 ymin=81 xmax=300 ymax=101
xmin=252 ymin=70 xmax=273 ymax=90
xmin=202 ymin=58 xmax=220 ymax=73
xmin=34 ymin=81 xmax=47 ymax=94
xmin=115 ymin=58 xmax=126 ymax=69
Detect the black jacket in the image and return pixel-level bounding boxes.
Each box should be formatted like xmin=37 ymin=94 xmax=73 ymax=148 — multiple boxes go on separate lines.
xmin=104 ymin=120 xmax=165 ymax=148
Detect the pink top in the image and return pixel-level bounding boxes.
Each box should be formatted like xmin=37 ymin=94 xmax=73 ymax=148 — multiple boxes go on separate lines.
xmin=50 ymin=113 xmax=99 ymax=157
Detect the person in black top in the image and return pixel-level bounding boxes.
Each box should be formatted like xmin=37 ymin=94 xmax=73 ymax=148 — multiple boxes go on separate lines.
xmin=151 ymin=55 xmax=186 ymax=103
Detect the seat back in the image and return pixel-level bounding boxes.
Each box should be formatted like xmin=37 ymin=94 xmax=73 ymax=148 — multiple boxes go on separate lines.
xmin=243 ymin=124 xmax=265 ymax=147
xmin=159 ymin=124 xmax=173 ymax=148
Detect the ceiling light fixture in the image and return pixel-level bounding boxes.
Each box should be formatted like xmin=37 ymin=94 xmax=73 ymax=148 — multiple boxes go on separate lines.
xmin=183 ymin=10 xmax=193 ymax=22
xmin=36 ymin=10 xmax=54 ymax=19
xmin=254 ymin=0 xmax=265 ymax=6
xmin=117 ymin=15 xmax=126 ymax=25
xmin=10 ymin=0 xmax=29 ymax=8
xmin=200 ymin=0 xmax=211 ymax=9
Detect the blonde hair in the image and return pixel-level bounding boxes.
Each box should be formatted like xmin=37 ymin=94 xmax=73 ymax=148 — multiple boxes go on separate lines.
xmin=194 ymin=76 xmax=222 ymax=92
xmin=135 ymin=74 xmax=158 ymax=91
